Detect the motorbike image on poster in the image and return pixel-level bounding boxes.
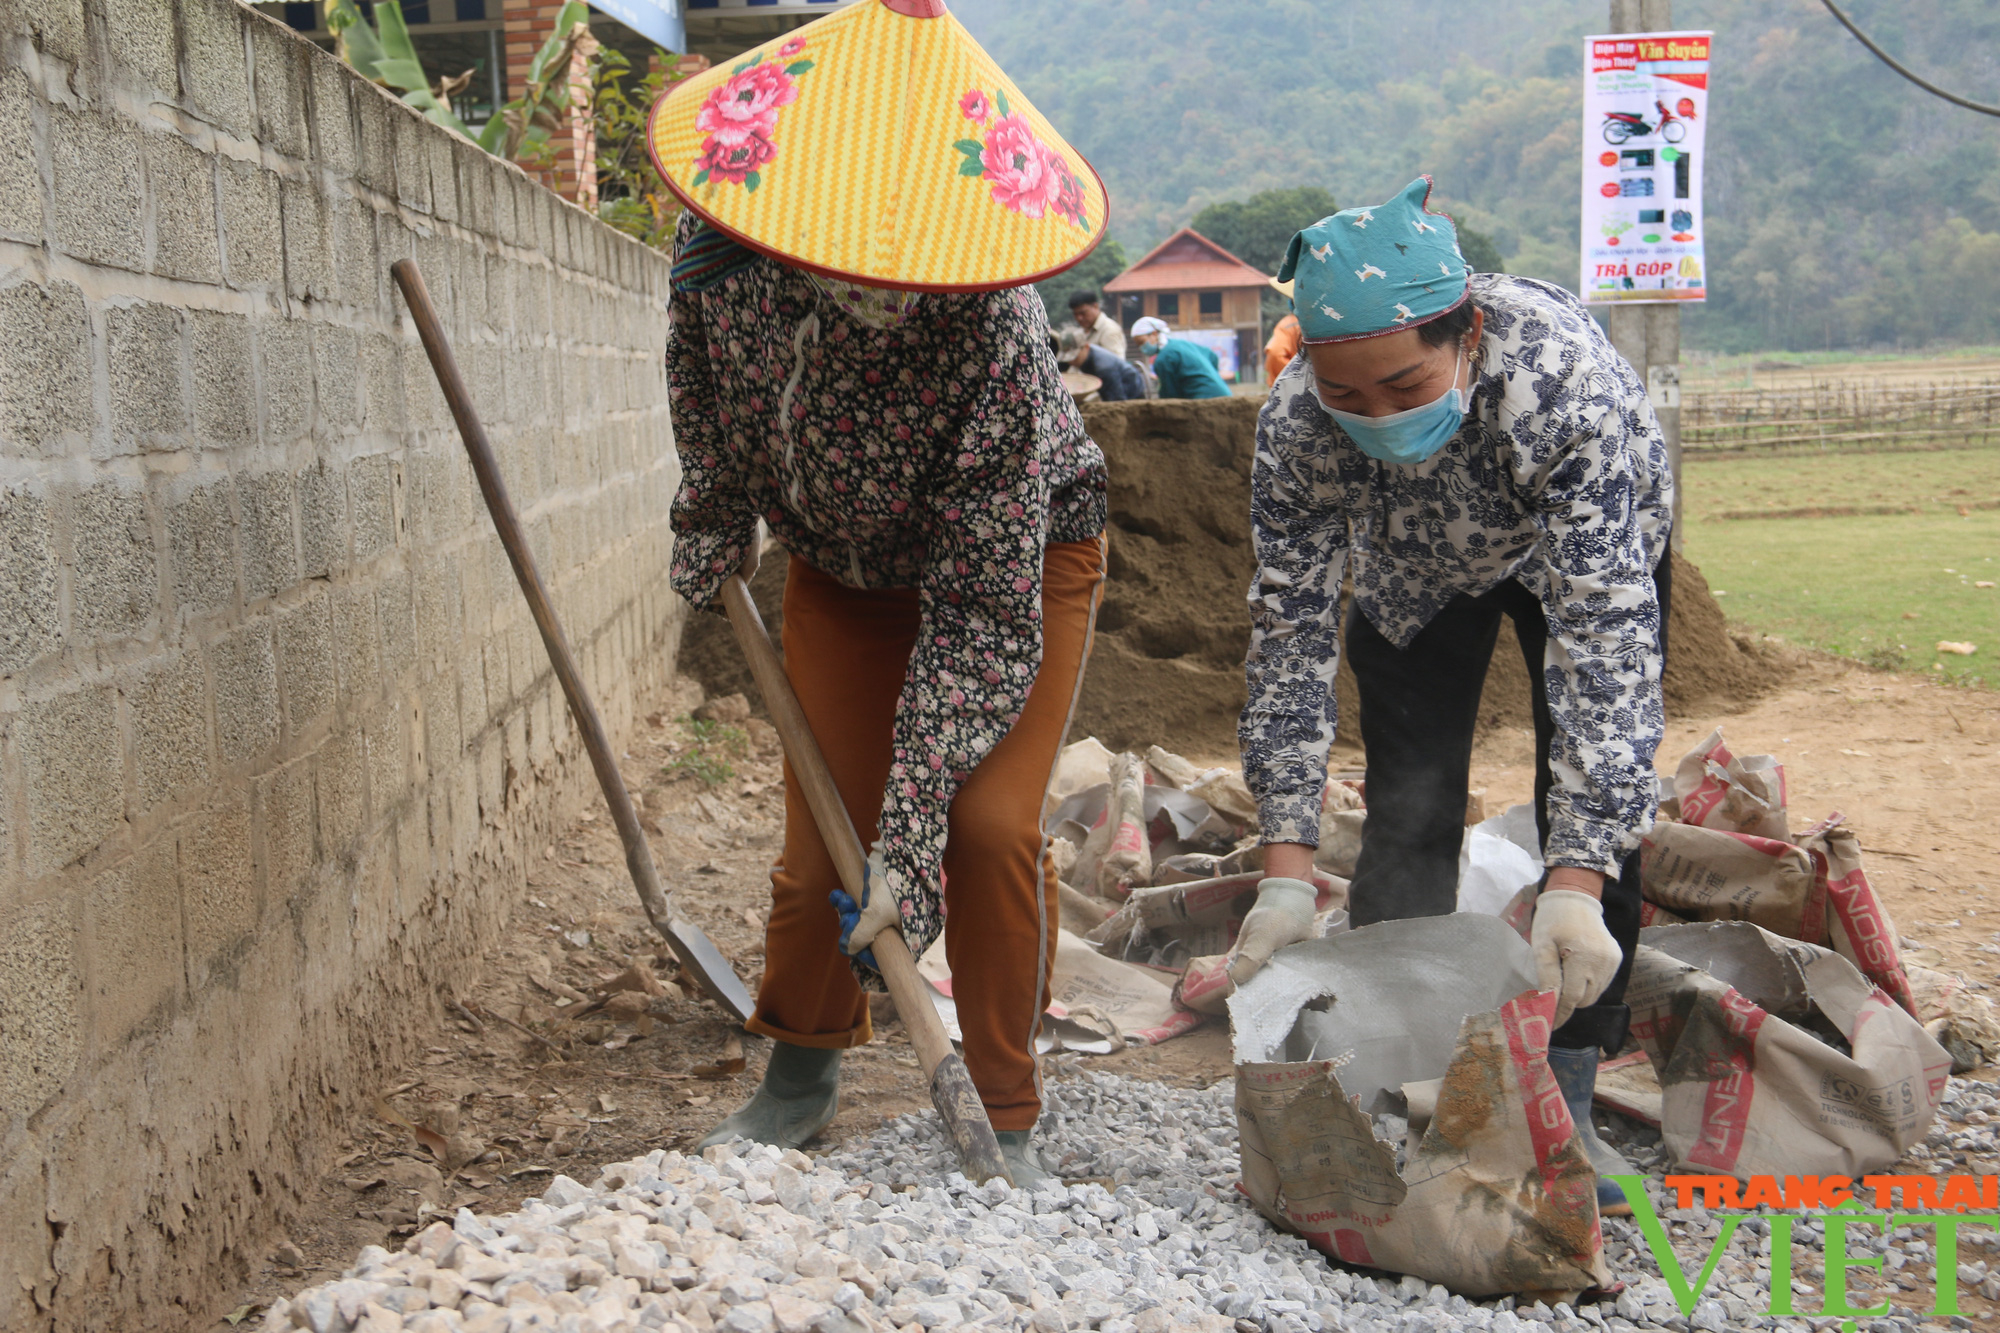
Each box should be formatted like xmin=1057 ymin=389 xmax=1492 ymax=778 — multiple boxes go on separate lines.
xmin=1580 ymin=31 xmax=1711 ymax=305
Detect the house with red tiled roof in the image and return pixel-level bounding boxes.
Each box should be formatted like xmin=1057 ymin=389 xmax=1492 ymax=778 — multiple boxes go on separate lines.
xmin=1105 ymin=228 xmax=1271 ymax=383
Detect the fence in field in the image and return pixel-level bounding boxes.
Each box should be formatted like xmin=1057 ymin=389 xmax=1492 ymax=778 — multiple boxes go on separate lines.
xmin=1683 ymin=381 xmax=2000 ymax=453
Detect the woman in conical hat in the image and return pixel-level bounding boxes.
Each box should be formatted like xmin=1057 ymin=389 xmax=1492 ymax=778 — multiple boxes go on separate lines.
xmin=1226 ymin=178 xmax=1674 ymax=1217
xmin=649 ymin=0 xmax=1110 ymax=1184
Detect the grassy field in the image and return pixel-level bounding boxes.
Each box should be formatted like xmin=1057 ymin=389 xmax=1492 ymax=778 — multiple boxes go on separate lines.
xmin=1681 ymin=445 xmax=2000 ymax=687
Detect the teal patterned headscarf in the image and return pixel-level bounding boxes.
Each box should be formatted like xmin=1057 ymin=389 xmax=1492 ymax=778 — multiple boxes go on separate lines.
xmin=1277 ymin=177 xmax=1471 ymax=344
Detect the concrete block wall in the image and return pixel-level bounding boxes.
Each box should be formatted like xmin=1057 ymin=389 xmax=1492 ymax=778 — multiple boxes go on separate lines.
xmin=0 ymin=2 xmax=683 ymax=1327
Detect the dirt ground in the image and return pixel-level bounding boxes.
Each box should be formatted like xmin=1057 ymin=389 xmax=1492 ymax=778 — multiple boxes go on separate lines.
xmin=205 ymin=655 xmax=1999 ymax=1328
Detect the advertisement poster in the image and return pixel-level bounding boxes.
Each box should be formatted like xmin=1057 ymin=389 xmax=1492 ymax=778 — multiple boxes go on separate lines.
xmin=1580 ymin=31 xmax=1711 ymax=304
xmin=1172 ymin=329 xmax=1241 ymax=382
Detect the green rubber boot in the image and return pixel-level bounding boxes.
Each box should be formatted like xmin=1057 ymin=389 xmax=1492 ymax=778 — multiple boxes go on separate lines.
xmin=697 ymin=1043 xmax=841 ymax=1151
xmin=996 ymin=1130 xmax=1052 ymax=1187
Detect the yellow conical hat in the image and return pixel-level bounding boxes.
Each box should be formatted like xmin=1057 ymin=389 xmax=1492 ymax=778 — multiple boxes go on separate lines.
xmin=647 ymin=0 xmax=1108 ymax=292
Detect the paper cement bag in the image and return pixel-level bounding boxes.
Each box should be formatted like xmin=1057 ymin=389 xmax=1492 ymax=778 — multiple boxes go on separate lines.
xmin=1795 ymin=815 xmax=1918 ymax=1017
xmin=918 ymin=930 xmax=1201 ymax=1053
xmin=1089 ymin=752 xmax=1151 ymax=899
xmin=1047 ymin=930 xmax=1204 ymax=1048
xmin=1638 ymin=822 xmax=1825 ymax=941
xmin=1673 ymin=728 xmax=1789 ymax=840
xmin=1625 ymin=921 xmax=1950 ymax=1181
xmin=1229 ymin=916 xmax=1610 ymax=1299
xmin=1046 ymin=736 xmax=1115 ymax=816
xmin=1188 ymin=768 xmax=1259 ymax=828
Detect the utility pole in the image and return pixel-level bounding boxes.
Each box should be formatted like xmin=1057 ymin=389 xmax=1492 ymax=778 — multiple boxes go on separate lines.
xmin=1607 ymin=0 xmax=1684 ymax=545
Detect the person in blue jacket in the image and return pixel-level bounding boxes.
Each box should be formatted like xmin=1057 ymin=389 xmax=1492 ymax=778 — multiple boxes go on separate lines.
xmin=1131 ymin=316 xmax=1233 ymax=399
xmin=1057 ymin=325 xmax=1148 ymax=401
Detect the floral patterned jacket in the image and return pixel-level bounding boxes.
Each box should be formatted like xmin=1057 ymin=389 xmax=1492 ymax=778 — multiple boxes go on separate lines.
xmin=665 ymin=215 xmax=1107 ymax=960
xmin=1241 ymin=274 xmax=1674 ymax=877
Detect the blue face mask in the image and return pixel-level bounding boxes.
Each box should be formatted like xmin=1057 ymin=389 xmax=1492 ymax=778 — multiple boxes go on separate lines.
xmin=1316 ymin=349 xmax=1467 ymax=464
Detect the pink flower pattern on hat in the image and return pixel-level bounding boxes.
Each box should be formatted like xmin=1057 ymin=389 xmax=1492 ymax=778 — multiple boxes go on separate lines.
xmin=692 ymin=45 xmax=814 ymax=193
xmin=951 ymin=87 xmax=1091 ymax=230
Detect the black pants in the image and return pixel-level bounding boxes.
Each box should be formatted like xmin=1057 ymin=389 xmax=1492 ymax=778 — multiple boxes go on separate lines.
xmin=1344 ymin=554 xmax=1671 ymax=1054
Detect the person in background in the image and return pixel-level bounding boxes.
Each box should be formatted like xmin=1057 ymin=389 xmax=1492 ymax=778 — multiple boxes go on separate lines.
xmin=1067 ymin=290 xmax=1126 ymax=357
xmin=1264 ymin=278 xmax=1302 ymax=384
xmin=1058 ymin=325 xmax=1148 ymax=402
xmin=1227 ymin=177 xmax=1673 ymax=1218
xmin=1131 ymin=316 xmax=1233 ymax=400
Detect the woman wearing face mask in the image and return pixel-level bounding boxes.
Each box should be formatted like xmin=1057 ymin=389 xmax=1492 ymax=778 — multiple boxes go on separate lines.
xmin=646 ymin=0 xmax=1111 ymax=1184
xmin=1228 ymin=178 xmax=1674 ymax=1215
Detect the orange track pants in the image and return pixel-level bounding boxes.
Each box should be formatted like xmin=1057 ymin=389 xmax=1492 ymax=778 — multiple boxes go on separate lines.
xmin=743 ymin=538 xmax=1105 ymax=1131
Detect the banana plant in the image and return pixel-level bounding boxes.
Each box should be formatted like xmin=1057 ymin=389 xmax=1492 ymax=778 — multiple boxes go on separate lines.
xmin=475 ymin=0 xmax=595 ymax=166
xmin=322 ymin=0 xmax=475 ymax=138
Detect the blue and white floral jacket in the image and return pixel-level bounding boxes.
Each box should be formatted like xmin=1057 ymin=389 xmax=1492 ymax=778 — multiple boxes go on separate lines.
xmin=1241 ymin=274 xmax=1674 ymax=877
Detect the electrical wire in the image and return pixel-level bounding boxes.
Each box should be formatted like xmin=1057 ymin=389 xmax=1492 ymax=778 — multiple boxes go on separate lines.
xmin=1819 ymin=0 xmax=2000 ymax=117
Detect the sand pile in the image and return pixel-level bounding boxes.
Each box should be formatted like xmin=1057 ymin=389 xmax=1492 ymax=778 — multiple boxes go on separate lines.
xmin=676 ymin=396 xmax=1782 ymax=755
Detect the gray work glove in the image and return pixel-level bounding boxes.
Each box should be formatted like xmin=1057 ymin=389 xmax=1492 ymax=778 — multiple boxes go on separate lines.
xmin=1225 ymin=878 xmax=1318 ymax=986
xmin=1531 ymin=889 xmax=1622 ymax=1029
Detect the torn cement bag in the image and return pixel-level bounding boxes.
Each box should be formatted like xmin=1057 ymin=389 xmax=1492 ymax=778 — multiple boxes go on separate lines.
xmin=1316 ymin=809 xmax=1367 ymax=878
xmin=1229 ymin=916 xmax=1610 ymax=1298
xmin=1049 ymin=783 xmax=1108 ymax=874
xmin=1087 ymin=752 xmax=1151 ymax=898
xmin=1907 ymin=964 xmax=2000 ymax=1073
xmin=1046 ymin=736 xmax=1115 ymax=816
xmin=1095 ymin=870 xmax=1348 ymax=976
xmin=1144 ymin=744 xmax=1206 ymax=791
xmin=1625 ymin=921 xmax=1951 ymax=1181
xmin=1047 ymin=929 xmax=1204 ymax=1048
xmin=1638 ymin=822 xmax=1826 ymax=941
xmin=1144 ymin=786 xmax=1238 ymax=859
xmin=1674 ymin=727 xmax=1788 ymax=840
xmin=1796 ymin=814 xmax=1918 ymax=1017
xmin=916 ymin=930 xmax=1200 ymax=1054
xmin=1187 ymin=768 xmax=1258 ymax=828
xmin=1637 ymin=901 xmax=1691 ymax=928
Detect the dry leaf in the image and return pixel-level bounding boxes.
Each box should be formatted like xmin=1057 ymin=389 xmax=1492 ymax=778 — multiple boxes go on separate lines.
xmin=374 ymin=1097 xmax=483 ymax=1173
xmin=684 ymin=1095 xmax=712 ymax=1107
xmin=343 ymin=1175 xmax=385 ymax=1192
xmin=597 ymin=1094 xmax=617 ymax=1113
xmin=635 ymin=1014 xmax=656 ymax=1036
xmin=691 ymin=1033 xmax=746 ymax=1078
xmin=600 ymin=961 xmax=667 ymax=998
xmin=741 ymin=907 xmax=763 ymax=930
xmin=1937 ymin=641 xmax=1978 ymax=656
xmin=603 ymin=991 xmax=651 ymax=1023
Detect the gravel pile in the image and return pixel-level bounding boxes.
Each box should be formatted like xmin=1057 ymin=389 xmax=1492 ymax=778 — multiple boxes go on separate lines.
xmin=262 ymin=1072 xmax=2000 ymax=1333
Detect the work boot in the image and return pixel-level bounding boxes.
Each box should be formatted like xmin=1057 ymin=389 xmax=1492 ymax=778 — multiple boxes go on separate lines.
xmin=697 ymin=1043 xmax=841 ymax=1151
xmin=995 ymin=1130 xmax=1052 ymax=1187
xmin=1547 ymin=1045 xmax=1637 ymax=1217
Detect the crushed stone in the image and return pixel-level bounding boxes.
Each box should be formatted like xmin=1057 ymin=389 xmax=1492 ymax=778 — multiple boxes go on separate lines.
xmin=263 ymin=1071 xmax=2000 ymax=1333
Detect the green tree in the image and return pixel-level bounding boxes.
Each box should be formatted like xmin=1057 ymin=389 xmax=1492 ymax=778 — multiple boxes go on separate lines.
xmin=954 ymin=0 xmax=2000 ymax=354
xmin=1457 ymin=224 xmax=1505 ymax=275
xmin=1190 ymin=187 xmax=1340 ymax=274
xmin=1036 ymin=234 xmax=1129 ymax=326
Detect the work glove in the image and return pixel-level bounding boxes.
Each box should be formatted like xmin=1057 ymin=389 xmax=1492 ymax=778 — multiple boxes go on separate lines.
xmin=829 ymin=844 xmax=901 ymax=971
xmin=1530 ymin=889 xmax=1622 ymax=1029
xmin=1225 ymin=877 xmax=1319 ymax=986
